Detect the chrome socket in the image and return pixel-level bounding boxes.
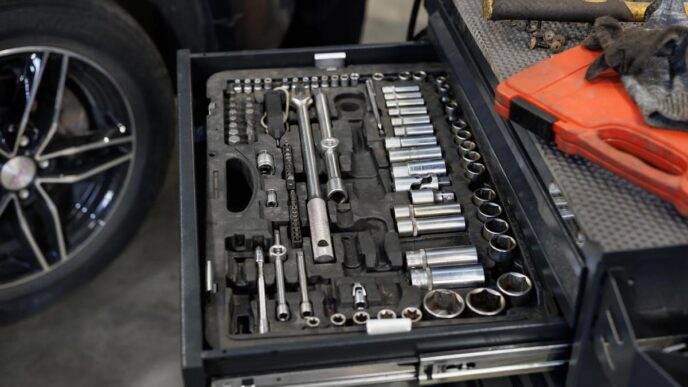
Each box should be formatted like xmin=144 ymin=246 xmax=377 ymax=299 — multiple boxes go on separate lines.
xmin=266 ymin=189 xmax=278 ymax=208
xmin=401 ymin=306 xmax=423 ymax=322
xmin=460 ymin=150 xmax=481 ymax=169
xmin=320 ymin=75 xmax=329 ymax=88
xmin=397 ymin=215 xmax=466 ymax=237
xmin=352 ymin=283 xmax=368 ymax=309
xmin=307 ymin=198 xmax=334 ymax=263
xmin=383 ymin=91 xmax=422 ymax=100
xmin=330 ymin=313 xmax=347 ymax=326
xmin=385 ymin=135 xmax=437 ymax=149
xmin=330 ymin=74 xmax=339 ymax=87
xmin=464 ymin=162 xmax=486 ymax=184
xmin=386 ymin=98 xmax=425 ymax=108
xmin=410 ymin=264 xmax=485 ymax=289
xmin=388 ymin=106 xmax=428 ymax=116
xmin=477 ymin=201 xmax=503 ymax=222
xmin=466 ymin=288 xmax=506 ymax=316
xmin=472 ymin=187 xmax=497 ymax=206
xmin=434 ymin=75 xmax=447 ymax=88
xmin=382 ymin=85 xmax=419 ymax=93
xmin=391 ymin=159 xmax=446 ymax=179
xmin=264 ymin=77 xmax=273 ymax=90
xmin=393 ymin=175 xmax=450 ymax=192
xmin=256 ymin=150 xmax=275 ymax=175
xmin=497 ymin=272 xmax=533 ymax=306
xmin=482 ymin=218 xmax=510 ymax=241
xmin=391 ymin=115 xmax=430 ymax=126
xmin=305 ymin=316 xmax=320 ymax=328
xmin=458 ymin=140 xmax=477 ymax=157
xmin=310 ymin=76 xmax=319 ymax=89
xmin=409 ymin=190 xmax=455 ymax=205
xmin=413 ymin=70 xmax=427 ymax=81
xmin=438 ymin=83 xmax=451 ymax=99
xmin=423 ymin=289 xmax=465 ymax=319
xmin=353 ymin=311 xmax=370 ymax=325
xmin=488 ymin=234 xmax=517 ymax=264
xmin=450 ymin=119 xmax=469 ymax=134
xmin=388 ymin=145 xmax=442 ymax=163
xmin=350 ymin=73 xmax=360 ymax=86
xmin=339 ymin=73 xmax=349 ymax=87
xmin=377 ymin=309 xmax=397 ymax=319
xmin=405 ymin=245 xmax=478 ymax=269
xmin=453 ymin=131 xmax=472 ymax=146
xmin=393 ymin=203 xmax=462 ymax=220
xmin=393 ymin=124 xmax=434 ymax=137
xmin=445 ymin=100 xmax=460 ymax=122
xmin=371 ymin=72 xmax=384 ymax=81
xmin=398 ymin=71 xmax=412 ymax=81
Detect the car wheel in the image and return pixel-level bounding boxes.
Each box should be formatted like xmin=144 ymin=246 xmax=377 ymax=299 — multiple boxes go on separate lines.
xmin=0 ymin=0 xmax=174 ymax=321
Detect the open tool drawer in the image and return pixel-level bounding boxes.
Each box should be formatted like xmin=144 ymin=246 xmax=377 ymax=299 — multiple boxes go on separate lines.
xmin=178 ymin=40 xmax=575 ymax=387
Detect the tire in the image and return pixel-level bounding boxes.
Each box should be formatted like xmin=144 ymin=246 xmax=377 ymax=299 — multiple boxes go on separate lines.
xmin=0 ymin=0 xmax=174 ymax=322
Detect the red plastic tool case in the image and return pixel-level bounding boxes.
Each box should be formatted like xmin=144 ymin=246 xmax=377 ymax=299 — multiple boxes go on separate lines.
xmin=495 ymin=45 xmax=688 ymax=216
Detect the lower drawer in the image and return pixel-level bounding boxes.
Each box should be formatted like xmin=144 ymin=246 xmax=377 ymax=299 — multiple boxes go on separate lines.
xmin=178 ymin=42 xmax=573 ymax=386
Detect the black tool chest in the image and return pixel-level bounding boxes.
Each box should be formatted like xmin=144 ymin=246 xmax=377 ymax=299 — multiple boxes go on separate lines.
xmin=178 ymin=1 xmax=688 ymax=386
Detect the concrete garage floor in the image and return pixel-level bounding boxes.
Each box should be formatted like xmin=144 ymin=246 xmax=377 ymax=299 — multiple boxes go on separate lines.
xmin=0 ymin=3 xmax=427 ymax=386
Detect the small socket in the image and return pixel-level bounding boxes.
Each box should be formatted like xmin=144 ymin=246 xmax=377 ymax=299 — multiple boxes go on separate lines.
xmin=458 ymin=140 xmax=477 ymax=157
xmin=477 ymin=201 xmax=503 ymax=222
xmin=482 ymin=218 xmax=509 ymax=240
xmin=451 ymin=119 xmax=469 ymax=135
xmin=377 ymin=309 xmax=397 ymax=319
xmin=497 ymin=272 xmax=533 ymax=306
xmin=472 ymin=187 xmax=496 ymax=206
xmin=460 ymin=150 xmax=481 ymax=169
xmin=330 ymin=313 xmax=347 ymax=326
xmin=266 ymin=189 xmax=278 ymax=208
xmin=372 ymin=72 xmax=385 ymax=81
xmin=412 ymin=70 xmax=427 ymax=81
xmin=489 ymin=234 xmax=517 ymax=264
xmin=465 ymin=162 xmax=485 ymax=183
xmin=399 ymin=71 xmax=412 ymax=81
xmin=305 ymin=316 xmax=321 ymax=328
xmin=401 ymin=307 xmax=423 ymax=322
xmin=256 ymin=150 xmax=275 ymax=175
xmin=353 ymin=311 xmax=370 ymax=325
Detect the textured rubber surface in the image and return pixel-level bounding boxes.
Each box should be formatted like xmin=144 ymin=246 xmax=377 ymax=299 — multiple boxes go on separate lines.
xmin=453 ymin=0 xmax=688 ymax=252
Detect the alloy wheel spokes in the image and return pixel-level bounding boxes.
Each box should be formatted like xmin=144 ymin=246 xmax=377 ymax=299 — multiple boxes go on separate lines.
xmin=34 ymin=54 xmax=70 ymax=159
xmin=11 ymin=51 xmax=50 ymax=157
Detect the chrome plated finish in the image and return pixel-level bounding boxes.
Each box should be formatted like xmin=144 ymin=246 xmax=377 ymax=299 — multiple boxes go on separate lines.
xmin=388 ymin=106 xmax=428 ymax=116
xmin=383 ymin=91 xmax=422 ymax=100
xmin=388 ymin=146 xmax=442 ymax=163
xmin=396 ymin=215 xmax=466 ymax=237
xmin=393 ymin=124 xmax=434 ymax=137
xmin=385 ymin=98 xmax=425 ymax=108
xmin=352 ymin=282 xmax=368 ymax=309
xmin=409 ymin=190 xmax=455 ymax=205
xmin=271 ymin=232 xmax=290 ymax=322
xmin=296 ymin=249 xmax=313 ymax=317
xmin=381 ymin=85 xmax=419 ymax=93
xmin=482 ymin=218 xmax=510 ymax=241
xmin=315 ymin=93 xmax=347 ymax=203
xmin=391 ymin=159 xmax=446 ymax=179
xmin=489 ymin=234 xmax=518 ymax=264
xmin=393 ymin=203 xmax=462 ymax=219
xmin=477 ymin=201 xmax=503 ymax=222
xmin=393 ymin=175 xmax=451 ymax=192
xmin=401 ymin=306 xmax=423 ymax=322
xmin=330 ymin=313 xmax=347 ymax=326
xmin=256 ymin=150 xmax=275 ymax=175
xmin=423 ymin=289 xmax=465 ymax=318
xmin=255 ymin=246 xmax=269 ymax=334
xmin=497 ymin=272 xmax=532 ymax=306
xmin=411 ymin=265 xmax=485 ymax=289
xmin=472 ymin=187 xmax=497 ymax=206
xmin=377 ymin=309 xmax=397 ymax=319
xmin=385 ymin=135 xmax=437 ymax=149
xmin=365 ymin=79 xmax=384 ymax=135
xmin=391 ymin=115 xmax=430 ymax=126
xmin=405 ymin=246 xmax=478 ymax=269
xmin=466 ymin=288 xmax=506 ymax=316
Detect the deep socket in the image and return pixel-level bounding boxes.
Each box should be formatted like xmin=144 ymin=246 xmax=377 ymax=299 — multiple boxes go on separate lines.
xmin=256 ymin=150 xmax=274 ymax=175
xmin=315 ymin=93 xmax=347 ymax=203
xmin=385 ymin=135 xmax=437 ymax=149
xmin=423 ymin=289 xmax=465 ymax=319
xmin=265 ymin=189 xmax=277 ymax=208
xmin=497 ymin=272 xmax=532 ymax=306
xmin=409 ymin=190 xmax=455 ymax=205
xmin=388 ymin=146 xmax=442 ymax=163
xmin=393 ymin=203 xmax=462 ymax=220
xmin=391 ymin=115 xmax=431 ymax=126
xmin=350 ymin=73 xmax=360 ymax=86
xmin=388 ymin=106 xmax=428 ymax=116
xmin=382 ymin=85 xmax=420 ymax=93
xmin=405 ymin=245 xmax=478 ymax=269
xmin=410 ymin=264 xmax=485 ymax=289
xmin=391 ymin=159 xmax=447 ymax=179
xmin=393 ymin=124 xmax=434 ymax=137
xmin=386 ymin=98 xmax=425 ymax=108
xmin=396 ymin=215 xmax=466 ymax=237
xmin=466 ymin=288 xmax=506 ymax=316
xmin=383 ymin=91 xmax=422 ymax=100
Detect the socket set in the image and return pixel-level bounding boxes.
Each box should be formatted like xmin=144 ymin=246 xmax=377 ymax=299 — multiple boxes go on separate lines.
xmin=204 ymin=65 xmax=545 ymax=341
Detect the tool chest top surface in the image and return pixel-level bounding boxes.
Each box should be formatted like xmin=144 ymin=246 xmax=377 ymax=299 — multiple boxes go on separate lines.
xmin=452 ymin=0 xmax=688 ymax=252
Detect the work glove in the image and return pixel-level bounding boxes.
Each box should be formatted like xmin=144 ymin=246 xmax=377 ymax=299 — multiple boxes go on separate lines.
xmin=582 ymin=0 xmax=688 ymax=130
xmin=582 ymin=16 xmax=688 ymax=80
